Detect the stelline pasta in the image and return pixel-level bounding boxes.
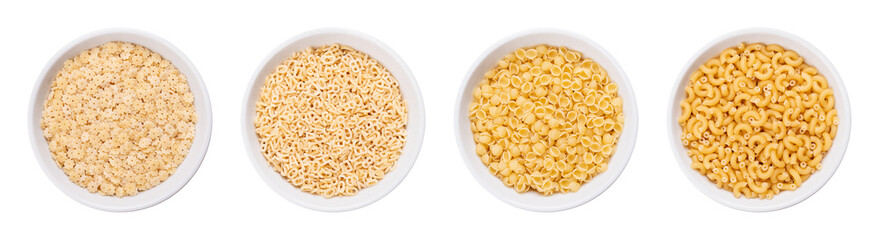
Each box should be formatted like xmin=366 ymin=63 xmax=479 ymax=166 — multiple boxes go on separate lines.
xmin=41 ymin=41 xmax=198 ymax=197
xmin=255 ymin=44 xmax=407 ymax=198
xmin=679 ymin=42 xmax=838 ymax=199
xmin=469 ymin=45 xmax=623 ymax=195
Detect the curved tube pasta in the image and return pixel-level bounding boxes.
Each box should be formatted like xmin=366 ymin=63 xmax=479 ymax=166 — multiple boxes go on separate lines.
xmin=679 ymin=42 xmax=838 ymax=199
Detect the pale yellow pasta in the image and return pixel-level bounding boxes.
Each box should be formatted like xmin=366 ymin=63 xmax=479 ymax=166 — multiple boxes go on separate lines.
xmin=41 ymin=41 xmax=197 ymax=197
xmin=470 ymin=45 xmax=623 ymax=195
xmin=255 ymin=44 xmax=407 ymax=198
xmin=679 ymin=42 xmax=838 ymax=199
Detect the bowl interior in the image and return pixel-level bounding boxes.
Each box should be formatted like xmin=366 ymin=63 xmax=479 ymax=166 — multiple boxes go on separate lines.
xmin=455 ymin=30 xmax=638 ymax=212
xmin=242 ymin=29 xmax=425 ymax=212
xmin=667 ymin=29 xmax=851 ymax=212
xmin=29 ymin=29 xmax=212 ymax=212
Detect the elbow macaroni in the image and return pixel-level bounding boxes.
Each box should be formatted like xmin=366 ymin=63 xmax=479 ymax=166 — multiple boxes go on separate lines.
xmin=679 ymin=42 xmax=838 ymax=199
xmin=470 ymin=45 xmax=623 ymax=195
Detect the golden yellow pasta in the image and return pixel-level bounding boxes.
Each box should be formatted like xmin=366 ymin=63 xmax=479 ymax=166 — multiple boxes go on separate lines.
xmin=470 ymin=45 xmax=623 ymax=195
xmin=255 ymin=44 xmax=407 ymax=198
xmin=41 ymin=41 xmax=198 ymax=197
xmin=679 ymin=42 xmax=838 ymax=199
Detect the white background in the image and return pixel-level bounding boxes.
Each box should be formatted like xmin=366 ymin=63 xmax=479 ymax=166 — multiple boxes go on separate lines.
xmin=1 ymin=0 xmax=876 ymax=238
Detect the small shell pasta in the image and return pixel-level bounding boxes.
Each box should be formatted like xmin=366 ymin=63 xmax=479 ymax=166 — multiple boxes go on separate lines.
xmin=470 ymin=45 xmax=623 ymax=195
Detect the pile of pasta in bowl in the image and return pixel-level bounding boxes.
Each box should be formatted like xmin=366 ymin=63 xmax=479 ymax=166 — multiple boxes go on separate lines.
xmin=254 ymin=44 xmax=408 ymax=198
xmin=468 ymin=44 xmax=624 ymax=195
xmin=678 ymin=42 xmax=839 ymax=200
xmin=41 ymin=41 xmax=198 ymax=198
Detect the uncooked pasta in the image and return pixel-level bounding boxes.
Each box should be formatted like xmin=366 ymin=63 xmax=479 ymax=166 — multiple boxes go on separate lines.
xmin=255 ymin=44 xmax=407 ymax=198
xmin=679 ymin=42 xmax=838 ymax=199
xmin=41 ymin=41 xmax=197 ymax=197
xmin=469 ymin=45 xmax=623 ymax=195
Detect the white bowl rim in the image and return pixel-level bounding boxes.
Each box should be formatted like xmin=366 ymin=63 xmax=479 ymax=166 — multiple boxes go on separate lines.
xmin=28 ymin=28 xmax=213 ymax=212
xmin=241 ymin=27 xmax=425 ymax=212
xmin=666 ymin=27 xmax=851 ymax=212
xmin=454 ymin=28 xmax=639 ymax=212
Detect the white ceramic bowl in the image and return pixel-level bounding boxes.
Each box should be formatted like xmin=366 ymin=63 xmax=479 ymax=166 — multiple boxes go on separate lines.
xmin=668 ymin=28 xmax=851 ymax=212
xmin=29 ymin=29 xmax=213 ymax=212
xmin=454 ymin=29 xmax=639 ymax=212
xmin=242 ymin=28 xmax=425 ymax=212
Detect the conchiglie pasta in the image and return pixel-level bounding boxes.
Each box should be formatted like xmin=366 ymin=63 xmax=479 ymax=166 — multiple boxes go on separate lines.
xmin=470 ymin=45 xmax=623 ymax=195
xmin=679 ymin=42 xmax=838 ymax=199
